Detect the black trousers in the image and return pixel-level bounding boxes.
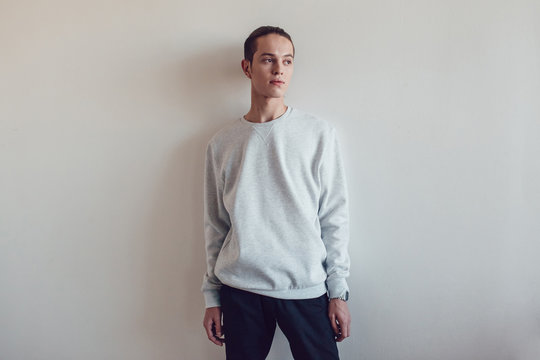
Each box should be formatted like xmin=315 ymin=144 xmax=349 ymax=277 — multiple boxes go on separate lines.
xmin=220 ymin=285 xmax=340 ymax=360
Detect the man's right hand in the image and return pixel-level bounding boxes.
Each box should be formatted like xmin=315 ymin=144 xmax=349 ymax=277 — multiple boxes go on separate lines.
xmin=203 ymin=306 xmax=224 ymax=346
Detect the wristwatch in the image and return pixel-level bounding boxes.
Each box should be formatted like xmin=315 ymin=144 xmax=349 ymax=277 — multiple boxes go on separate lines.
xmin=330 ymin=291 xmax=349 ymax=302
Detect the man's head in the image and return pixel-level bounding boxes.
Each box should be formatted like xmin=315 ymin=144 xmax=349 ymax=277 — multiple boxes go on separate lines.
xmin=241 ymin=26 xmax=295 ymax=100
xmin=243 ymin=26 xmax=295 ymax=64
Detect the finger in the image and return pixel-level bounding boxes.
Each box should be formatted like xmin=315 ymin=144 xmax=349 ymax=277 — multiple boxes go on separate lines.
xmin=214 ymin=314 xmax=222 ymax=337
xmin=336 ymin=315 xmax=350 ymax=341
xmin=203 ymin=319 xmax=216 ymax=341
xmin=204 ymin=321 xmax=216 ymax=342
xmin=339 ymin=318 xmax=349 ymax=340
xmin=204 ymin=319 xmax=223 ymax=346
xmin=343 ymin=317 xmax=351 ymax=339
xmin=329 ymin=313 xmax=339 ymax=336
xmin=334 ymin=319 xmax=344 ymax=342
xmin=209 ymin=335 xmax=224 ymax=346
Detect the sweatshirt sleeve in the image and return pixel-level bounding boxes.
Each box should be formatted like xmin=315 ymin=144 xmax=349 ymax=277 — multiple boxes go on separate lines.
xmin=201 ymin=141 xmax=230 ymax=308
xmin=318 ymin=126 xmax=351 ymax=300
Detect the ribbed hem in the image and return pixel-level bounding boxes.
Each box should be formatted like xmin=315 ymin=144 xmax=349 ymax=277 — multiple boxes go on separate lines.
xmin=203 ymin=289 xmax=221 ymax=308
xmin=242 ymin=282 xmax=327 ymax=300
xmin=326 ymin=277 xmax=350 ymax=299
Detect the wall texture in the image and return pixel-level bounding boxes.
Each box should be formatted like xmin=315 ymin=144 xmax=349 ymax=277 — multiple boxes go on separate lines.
xmin=1 ymin=0 xmax=539 ymax=359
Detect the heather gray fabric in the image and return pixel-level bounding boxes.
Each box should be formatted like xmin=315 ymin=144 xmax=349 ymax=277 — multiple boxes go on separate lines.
xmin=202 ymin=106 xmax=350 ymax=308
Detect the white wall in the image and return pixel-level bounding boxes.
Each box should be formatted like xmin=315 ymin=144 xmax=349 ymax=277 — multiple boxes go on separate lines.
xmin=1 ymin=0 xmax=539 ymax=359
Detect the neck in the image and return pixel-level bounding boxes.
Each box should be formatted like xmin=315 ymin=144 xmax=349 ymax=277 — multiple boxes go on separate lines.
xmin=244 ymin=93 xmax=287 ymax=123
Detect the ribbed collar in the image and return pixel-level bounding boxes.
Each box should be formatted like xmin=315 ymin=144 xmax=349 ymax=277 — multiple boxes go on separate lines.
xmin=239 ymin=106 xmax=292 ymax=127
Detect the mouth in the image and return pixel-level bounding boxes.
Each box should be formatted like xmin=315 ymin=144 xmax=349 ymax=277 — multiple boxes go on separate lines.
xmin=270 ymin=80 xmax=285 ymax=86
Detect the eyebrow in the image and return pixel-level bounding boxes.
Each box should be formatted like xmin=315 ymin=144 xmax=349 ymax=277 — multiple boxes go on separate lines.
xmin=259 ymin=52 xmax=294 ymax=58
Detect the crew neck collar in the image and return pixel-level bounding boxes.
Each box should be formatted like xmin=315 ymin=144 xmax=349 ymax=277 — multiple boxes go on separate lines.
xmin=240 ymin=106 xmax=292 ymax=126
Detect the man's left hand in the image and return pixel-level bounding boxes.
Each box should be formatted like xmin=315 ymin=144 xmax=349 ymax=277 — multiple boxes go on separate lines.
xmin=328 ymin=298 xmax=351 ymax=342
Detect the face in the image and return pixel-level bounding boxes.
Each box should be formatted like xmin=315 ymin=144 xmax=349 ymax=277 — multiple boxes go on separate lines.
xmin=242 ymin=34 xmax=294 ymax=99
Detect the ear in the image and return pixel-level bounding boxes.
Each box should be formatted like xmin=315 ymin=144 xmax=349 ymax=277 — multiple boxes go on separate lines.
xmin=241 ymin=59 xmax=252 ymax=79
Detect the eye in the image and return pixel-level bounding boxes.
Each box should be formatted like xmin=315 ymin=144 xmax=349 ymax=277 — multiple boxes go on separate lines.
xmin=263 ymin=58 xmax=273 ymax=63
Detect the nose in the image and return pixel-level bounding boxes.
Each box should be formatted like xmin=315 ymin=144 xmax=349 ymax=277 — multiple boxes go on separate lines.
xmin=272 ymin=62 xmax=283 ymax=75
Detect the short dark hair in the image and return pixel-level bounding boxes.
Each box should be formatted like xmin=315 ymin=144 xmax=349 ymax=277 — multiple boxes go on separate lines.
xmin=243 ymin=26 xmax=295 ymax=63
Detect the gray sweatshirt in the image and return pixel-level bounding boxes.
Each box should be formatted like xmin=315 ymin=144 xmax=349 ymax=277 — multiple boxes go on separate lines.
xmin=202 ymin=106 xmax=350 ymax=308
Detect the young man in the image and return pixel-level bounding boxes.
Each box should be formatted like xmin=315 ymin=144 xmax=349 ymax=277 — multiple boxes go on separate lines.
xmin=201 ymin=26 xmax=351 ymax=359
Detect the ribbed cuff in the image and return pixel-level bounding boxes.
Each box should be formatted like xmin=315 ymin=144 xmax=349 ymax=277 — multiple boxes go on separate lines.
xmin=203 ymin=289 xmax=221 ymax=308
xmin=326 ymin=277 xmax=350 ymax=300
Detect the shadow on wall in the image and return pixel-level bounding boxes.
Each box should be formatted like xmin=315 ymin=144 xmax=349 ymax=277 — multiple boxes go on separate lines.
xmin=137 ymin=44 xmax=247 ymax=358
xmin=152 ymin=43 xmax=248 ymax=120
